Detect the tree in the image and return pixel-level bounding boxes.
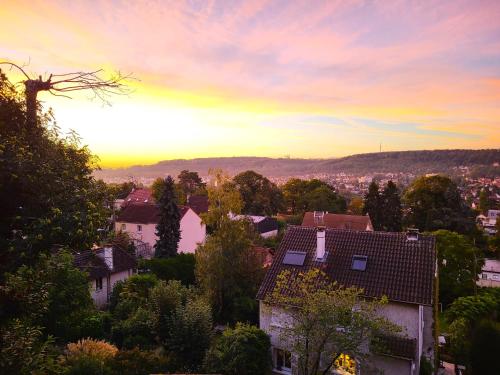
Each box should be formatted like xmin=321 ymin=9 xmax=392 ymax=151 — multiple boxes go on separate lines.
xmin=478 ymin=188 xmax=491 ymax=214
xmin=178 ymin=170 xmax=205 ymax=197
xmin=434 ymin=230 xmax=483 ymax=306
xmin=196 ymin=219 xmax=264 ymax=323
xmin=363 ymin=182 xmax=382 ymax=230
xmin=469 ymin=320 xmax=500 ymax=374
xmin=139 ymin=253 xmax=196 ymax=285
xmin=1 ymin=62 xmax=130 ymax=128
xmin=282 ymin=178 xmax=346 ymax=215
xmin=266 ymin=269 xmax=400 ymax=375
xmin=347 ymin=196 xmax=364 ymax=215
xmin=0 ymin=71 xmax=110 ymax=273
xmin=154 ymin=176 xmax=181 ymax=258
xmin=202 ymin=169 xmax=243 ymax=230
xmin=403 ymin=175 xmax=475 ymax=234
xmin=233 ymin=170 xmax=283 ymax=215
xmin=380 ymin=181 xmax=402 ymax=232
xmin=204 ymin=323 xmax=272 ymax=375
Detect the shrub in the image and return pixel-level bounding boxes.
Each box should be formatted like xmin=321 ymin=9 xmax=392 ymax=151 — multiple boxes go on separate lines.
xmin=111 ymin=348 xmax=174 ymax=375
xmin=65 ymin=339 xmax=118 ymax=375
xmin=139 ymin=253 xmax=195 ymax=285
xmin=204 ymin=323 xmax=272 ymax=375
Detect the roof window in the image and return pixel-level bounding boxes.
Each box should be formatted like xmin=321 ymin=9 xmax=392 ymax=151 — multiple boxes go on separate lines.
xmin=352 ymin=255 xmax=368 ymax=271
xmin=283 ymin=250 xmax=307 ymax=266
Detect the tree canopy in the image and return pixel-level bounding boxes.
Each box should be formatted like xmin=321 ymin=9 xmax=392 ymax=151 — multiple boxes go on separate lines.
xmin=154 ymin=176 xmax=181 ymax=258
xmin=233 ymin=170 xmax=283 ymax=215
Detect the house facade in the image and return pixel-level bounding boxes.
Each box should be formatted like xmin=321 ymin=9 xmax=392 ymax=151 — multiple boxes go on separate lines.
xmin=115 ymin=203 xmax=206 ymax=254
xmin=302 ymin=211 xmax=374 ymax=231
xmin=257 ymin=226 xmax=436 ymax=375
xmin=477 ymin=259 xmax=500 ymax=288
xmin=75 ymin=246 xmax=136 ymax=308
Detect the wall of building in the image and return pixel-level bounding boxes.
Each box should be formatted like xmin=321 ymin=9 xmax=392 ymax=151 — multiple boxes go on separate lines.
xmin=178 ymin=208 xmax=206 ymax=253
xmin=259 ymin=300 xmax=428 ymax=375
xmin=90 ymin=269 xmax=134 ymax=309
xmin=115 ymin=208 xmax=206 ymax=254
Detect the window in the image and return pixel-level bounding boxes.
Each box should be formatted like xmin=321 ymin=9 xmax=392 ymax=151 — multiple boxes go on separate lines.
xmin=137 ymin=224 xmax=142 ymax=232
xmin=95 ymin=277 xmax=103 ymax=291
xmin=283 ymin=250 xmax=307 ymax=266
xmin=333 ymin=353 xmax=356 ymax=374
xmin=274 ymin=348 xmax=292 ymax=373
xmin=351 ymin=255 xmax=367 ymax=271
xmin=482 ymin=273 xmax=488 ymax=280
xmin=121 ymin=223 xmax=126 ymax=231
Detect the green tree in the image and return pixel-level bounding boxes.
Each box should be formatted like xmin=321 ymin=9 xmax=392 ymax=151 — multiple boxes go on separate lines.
xmin=0 ymin=71 xmax=110 ymax=273
xmin=202 ymin=169 xmax=243 ymax=230
xmin=282 ymin=178 xmax=307 ymax=214
xmin=196 ymin=219 xmax=264 ymax=323
xmin=266 ymin=269 xmax=400 ymax=375
xmin=1 ymin=251 xmax=96 ymax=343
xmin=306 ymin=185 xmax=346 ymax=213
xmin=178 ymin=169 xmax=206 ymax=197
xmin=469 ymin=320 xmax=500 ymax=374
xmin=233 ymin=170 xmax=284 ymax=215
xmin=204 ymin=323 xmax=272 ymax=375
xmin=434 ymin=230 xmax=483 ymax=306
xmin=139 ymin=253 xmax=196 ymax=285
xmin=154 ymin=176 xmax=181 ymax=258
xmin=403 ymin=175 xmax=475 ymax=234
xmin=478 ymin=188 xmax=490 ymax=214
xmin=363 ymin=182 xmax=382 ymax=230
xmin=347 ymin=196 xmax=364 ymax=215
xmin=380 ymin=181 xmax=402 ymax=232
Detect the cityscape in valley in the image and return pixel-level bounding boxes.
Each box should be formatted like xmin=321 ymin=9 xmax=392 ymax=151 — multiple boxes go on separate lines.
xmin=1 ymin=1 xmax=500 ymax=375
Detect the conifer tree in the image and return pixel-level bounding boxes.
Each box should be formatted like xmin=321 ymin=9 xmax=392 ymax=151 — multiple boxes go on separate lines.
xmin=380 ymin=180 xmax=402 ymax=232
xmin=154 ymin=176 xmax=181 ymax=258
xmin=363 ymin=181 xmax=382 ymax=230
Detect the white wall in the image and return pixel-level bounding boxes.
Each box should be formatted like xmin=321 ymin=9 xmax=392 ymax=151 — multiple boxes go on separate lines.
xmin=115 ymin=208 xmax=206 ymax=254
xmin=90 ymin=269 xmax=134 ymax=309
xmin=259 ymin=300 xmax=430 ymax=375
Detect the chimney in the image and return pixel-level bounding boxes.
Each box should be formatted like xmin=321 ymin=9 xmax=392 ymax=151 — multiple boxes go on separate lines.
xmin=313 ymin=211 xmax=325 ymax=226
xmin=103 ymin=246 xmax=114 ymax=270
xmin=407 ymin=228 xmax=419 ymax=241
xmin=316 ymin=228 xmax=326 ymax=260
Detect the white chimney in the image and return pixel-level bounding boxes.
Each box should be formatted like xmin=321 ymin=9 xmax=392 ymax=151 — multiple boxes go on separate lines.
xmin=316 ymin=229 xmax=326 ymax=260
xmin=103 ymin=246 xmax=113 ymax=270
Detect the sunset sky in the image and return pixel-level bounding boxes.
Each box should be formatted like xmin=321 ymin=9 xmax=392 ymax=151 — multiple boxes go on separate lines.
xmin=1 ymin=0 xmax=499 ymax=168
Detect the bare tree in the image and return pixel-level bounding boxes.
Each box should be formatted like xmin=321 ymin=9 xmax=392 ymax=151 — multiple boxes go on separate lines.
xmin=0 ymin=61 xmax=133 ymax=127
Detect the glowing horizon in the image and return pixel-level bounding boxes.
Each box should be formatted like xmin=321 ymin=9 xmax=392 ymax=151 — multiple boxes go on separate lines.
xmin=1 ymin=0 xmax=499 ymax=168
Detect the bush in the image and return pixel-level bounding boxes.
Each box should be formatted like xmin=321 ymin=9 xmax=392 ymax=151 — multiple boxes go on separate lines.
xmin=111 ymin=348 xmax=174 ymax=375
xmin=470 ymin=320 xmax=500 ymax=374
xmin=139 ymin=253 xmax=195 ymax=285
xmin=65 ymin=339 xmax=118 ymax=375
xmin=204 ymin=323 xmax=272 ymax=375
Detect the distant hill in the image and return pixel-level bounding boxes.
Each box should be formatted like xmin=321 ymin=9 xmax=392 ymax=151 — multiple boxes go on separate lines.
xmin=94 ymin=149 xmax=500 ymax=181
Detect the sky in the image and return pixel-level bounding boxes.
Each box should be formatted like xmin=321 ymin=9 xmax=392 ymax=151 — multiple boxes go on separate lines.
xmin=1 ymin=0 xmax=500 ymax=168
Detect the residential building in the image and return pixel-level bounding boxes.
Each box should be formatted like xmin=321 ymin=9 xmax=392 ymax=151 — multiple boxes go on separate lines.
xmin=121 ymin=188 xmax=154 ymax=207
xmin=302 ymin=211 xmax=374 ymax=231
xmin=74 ymin=246 xmax=136 ymax=308
xmin=257 ymin=226 xmax=436 ymax=375
xmin=477 ymin=259 xmax=500 ymax=288
xmin=231 ymin=214 xmax=279 ymax=238
xmin=115 ymin=203 xmax=206 ymax=254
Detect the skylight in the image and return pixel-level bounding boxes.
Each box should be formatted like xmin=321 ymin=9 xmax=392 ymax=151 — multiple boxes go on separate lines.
xmin=283 ymin=250 xmax=307 ymax=266
xmin=352 ymin=255 xmax=368 ymax=271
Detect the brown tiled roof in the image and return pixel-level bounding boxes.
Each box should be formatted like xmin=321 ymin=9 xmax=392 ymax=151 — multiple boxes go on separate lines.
xmin=121 ymin=188 xmax=153 ymax=207
xmin=187 ymin=195 xmax=209 ymax=215
xmin=256 ymin=226 xmax=435 ymax=305
xmin=371 ymin=334 xmax=417 ymax=360
xmin=302 ymin=212 xmax=373 ymax=231
xmin=116 ymin=203 xmax=190 ymax=224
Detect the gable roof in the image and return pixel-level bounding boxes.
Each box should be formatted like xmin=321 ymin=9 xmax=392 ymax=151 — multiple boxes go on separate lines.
xmin=187 ymin=195 xmax=209 ymax=215
xmin=232 ymin=215 xmax=279 ymax=234
xmin=74 ymin=247 xmax=136 ymax=279
xmin=116 ymin=203 xmax=191 ymax=224
xmin=302 ymin=212 xmax=373 ymax=231
xmin=122 ymin=188 xmax=153 ymax=207
xmin=256 ymin=226 xmax=435 ymax=305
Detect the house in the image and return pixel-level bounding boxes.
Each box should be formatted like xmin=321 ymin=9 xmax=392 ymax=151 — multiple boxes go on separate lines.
xmin=257 ymin=226 xmax=436 ymax=375
xmin=302 ymin=211 xmax=374 ymax=231
xmin=231 ymin=214 xmax=279 ymax=238
xmin=477 ymin=259 xmax=500 ymax=288
xmin=74 ymin=246 xmax=136 ymax=308
xmin=478 ymin=211 xmax=498 ymax=236
xmin=115 ymin=203 xmax=206 ymax=254
xmin=121 ymin=188 xmax=154 ymax=207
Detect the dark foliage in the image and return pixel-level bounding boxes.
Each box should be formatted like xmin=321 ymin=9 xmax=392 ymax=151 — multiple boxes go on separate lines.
xmin=154 ymin=176 xmax=181 ymax=258
xmin=139 ymin=253 xmax=195 ymax=285
xmin=233 ymin=170 xmax=284 ymax=215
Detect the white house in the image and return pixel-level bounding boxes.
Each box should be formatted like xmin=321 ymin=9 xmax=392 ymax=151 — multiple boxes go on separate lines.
xmin=115 ymin=203 xmax=206 ymax=255
xmin=257 ymin=226 xmax=436 ymax=375
xmin=477 ymin=259 xmax=500 ymax=288
xmin=75 ymin=246 xmax=136 ymax=308
xmin=231 ymin=214 xmax=279 ymax=238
